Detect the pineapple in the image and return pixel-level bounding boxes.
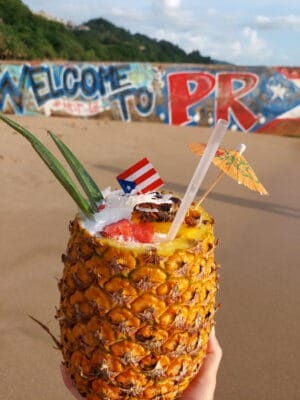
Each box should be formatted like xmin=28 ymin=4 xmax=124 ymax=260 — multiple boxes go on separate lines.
xmin=0 ymin=115 xmax=219 ymax=400
xmin=59 ymin=203 xmax=218 ymax=400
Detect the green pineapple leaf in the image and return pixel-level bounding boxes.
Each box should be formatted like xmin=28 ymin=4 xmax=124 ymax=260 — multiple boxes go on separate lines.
xmin=0 ymin=114 xmax=93 ymax=217
xmin=48 ymin=130 xmax=103 ymax=212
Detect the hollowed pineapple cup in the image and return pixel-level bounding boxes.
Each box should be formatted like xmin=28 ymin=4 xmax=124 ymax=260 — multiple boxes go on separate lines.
xmin=58 ymin=205 xmax=219 ymax=400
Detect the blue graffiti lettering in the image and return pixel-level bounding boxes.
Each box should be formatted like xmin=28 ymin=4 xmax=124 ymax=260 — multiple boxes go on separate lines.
xmin=110 ymin=88 xmax=132 ymax=121
xmin=0 ymin=64 xmax=135 ymax=107
xmin=109 ymin=65 xmax=130 ymax=92
xmin=96 ymin=65 xmax=131 ymax=95
xmin=134 ymin=87 xmax=154 ymax=116
xmin=46 ymin=67 xmax=64 ymax=99
xmin=110 ymin=87 xmax=155 ymax=121
xmin=27 ymin=66 xmax=51 ymax=105
xmin=81 ymin=67 xmax=98 ymax=98
xmin=62 ymin=67 xmax=80 ymax=97
xmin=27 ymin=65 xmax=64 ymax=106
xmin=0 ymin=63 xmax=154 ymax=120
xmin=0 ymin=66 xmax=29 ymax=113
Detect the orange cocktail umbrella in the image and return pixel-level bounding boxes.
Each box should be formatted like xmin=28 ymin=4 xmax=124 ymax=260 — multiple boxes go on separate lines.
xmin=188 ymin=142 xmax=268 ymax=204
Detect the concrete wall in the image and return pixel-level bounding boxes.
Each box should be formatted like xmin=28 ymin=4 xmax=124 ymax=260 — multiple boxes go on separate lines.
xmin=1 ymin=62 xmax=299 ymax=135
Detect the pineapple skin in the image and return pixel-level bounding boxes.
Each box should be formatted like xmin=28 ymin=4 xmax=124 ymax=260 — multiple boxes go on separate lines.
xmin=58 ymin=206 xmax=219 ymax=400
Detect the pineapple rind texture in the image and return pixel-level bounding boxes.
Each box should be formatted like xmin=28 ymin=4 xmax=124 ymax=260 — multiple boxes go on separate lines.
xmin=58 ymin=205 xmax=219 ymax=400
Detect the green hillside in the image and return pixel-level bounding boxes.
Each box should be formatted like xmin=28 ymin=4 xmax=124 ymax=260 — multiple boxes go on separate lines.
xmin=0 ymin=0 xmax=215 ymax=63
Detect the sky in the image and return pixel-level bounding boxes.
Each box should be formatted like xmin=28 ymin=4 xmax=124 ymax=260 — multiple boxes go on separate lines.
xmin=22 ymin=0 xmax=300 ymax=66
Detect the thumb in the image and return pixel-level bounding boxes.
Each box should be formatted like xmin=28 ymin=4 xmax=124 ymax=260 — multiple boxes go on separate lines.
xmin=60 ymin=364 xmax=85 ymax=400
xmin=199 ymin=327 xmax=223 ymax=384
xmin=182 ymin=327 xmax=222 ymax=400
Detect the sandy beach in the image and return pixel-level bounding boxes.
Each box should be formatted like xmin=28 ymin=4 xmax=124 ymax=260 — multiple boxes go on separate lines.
xmin=0 ymin=116 xmax=299 ymax=400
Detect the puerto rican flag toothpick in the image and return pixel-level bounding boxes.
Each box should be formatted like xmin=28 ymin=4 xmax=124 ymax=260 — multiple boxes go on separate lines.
xmin=117 ymin=157 xmax=164 ymax=194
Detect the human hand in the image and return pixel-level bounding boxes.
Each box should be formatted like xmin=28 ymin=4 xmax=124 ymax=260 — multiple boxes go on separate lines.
xmin=61 ymin=327 xmax=222 ymax=400
xmin=61 ymin=364 xmax=84 ymax=400
xmin=182 ymin=327 xmax=222 ymax=400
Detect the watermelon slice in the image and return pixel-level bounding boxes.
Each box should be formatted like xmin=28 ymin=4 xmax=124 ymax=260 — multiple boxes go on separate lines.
xmin=102 ymin=219 xmax=133 ymax=241
xmin=132 ymin=222 xmax=154 ymax=243
xmin=102 ymin=219 xmax=154 ymax=243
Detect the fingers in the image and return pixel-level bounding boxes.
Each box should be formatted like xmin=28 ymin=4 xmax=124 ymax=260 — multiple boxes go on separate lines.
xmin=60 ymin=365 xmax=85 ymax=400
xmin=200 ymin=327 xmax=223 ymax=384
xmin=60 ymin=329 xmax=222 ymax=400
xmin=182 ymin=328 xmax=222 ymax=400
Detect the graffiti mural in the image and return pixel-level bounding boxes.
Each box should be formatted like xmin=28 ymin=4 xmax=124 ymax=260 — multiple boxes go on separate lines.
xmin=0 ymin=62 xmax=300 ymax=135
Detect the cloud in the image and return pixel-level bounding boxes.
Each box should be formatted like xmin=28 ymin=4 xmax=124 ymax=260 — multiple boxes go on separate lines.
xmin=255 ymin=14 xmax=300 ymax=30
xmin=24 ymin=0 xmax=295 ymax=65
xmin=111 ymin=7 xmax=142 ymax=21
xmin=162 ymin=0 xmax=181 ymax=8
xmin=93 ymin=3 xmax=275 ymax=65
xmin=207 ymin=8 xmax=217 ymax=15
xmin=230 ymin=41 xmax=242 ymax=56
xmin=154 ymin=28 xmax=182 ymax=44
xmin=179 ymin=25 xmax=272 ymax=64
xmin=242 ymin=27 xmax=268 ymax=52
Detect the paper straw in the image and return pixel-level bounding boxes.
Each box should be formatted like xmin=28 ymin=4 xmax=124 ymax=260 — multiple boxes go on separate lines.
xmin=166 ymin=119 xmax=229 ymax=241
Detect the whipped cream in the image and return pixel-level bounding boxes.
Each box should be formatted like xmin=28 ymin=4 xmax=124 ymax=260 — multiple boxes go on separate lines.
xmin=80 ymin=187 xmax=175 ymax=237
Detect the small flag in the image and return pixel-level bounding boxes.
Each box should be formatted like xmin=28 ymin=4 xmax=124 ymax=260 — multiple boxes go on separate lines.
xmin=117 ymin=157 xmax=164 ymax=194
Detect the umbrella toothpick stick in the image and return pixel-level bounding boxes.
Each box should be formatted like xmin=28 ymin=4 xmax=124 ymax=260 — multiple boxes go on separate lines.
xmin=166 ymin=119 xmax=228 ymax=241
xmin=197 ymin=143 xmax=246 ymax=206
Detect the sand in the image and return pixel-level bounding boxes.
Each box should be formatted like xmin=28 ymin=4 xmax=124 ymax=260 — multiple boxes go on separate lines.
xmin=0 ymin=116 xmax=299 ymax=400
